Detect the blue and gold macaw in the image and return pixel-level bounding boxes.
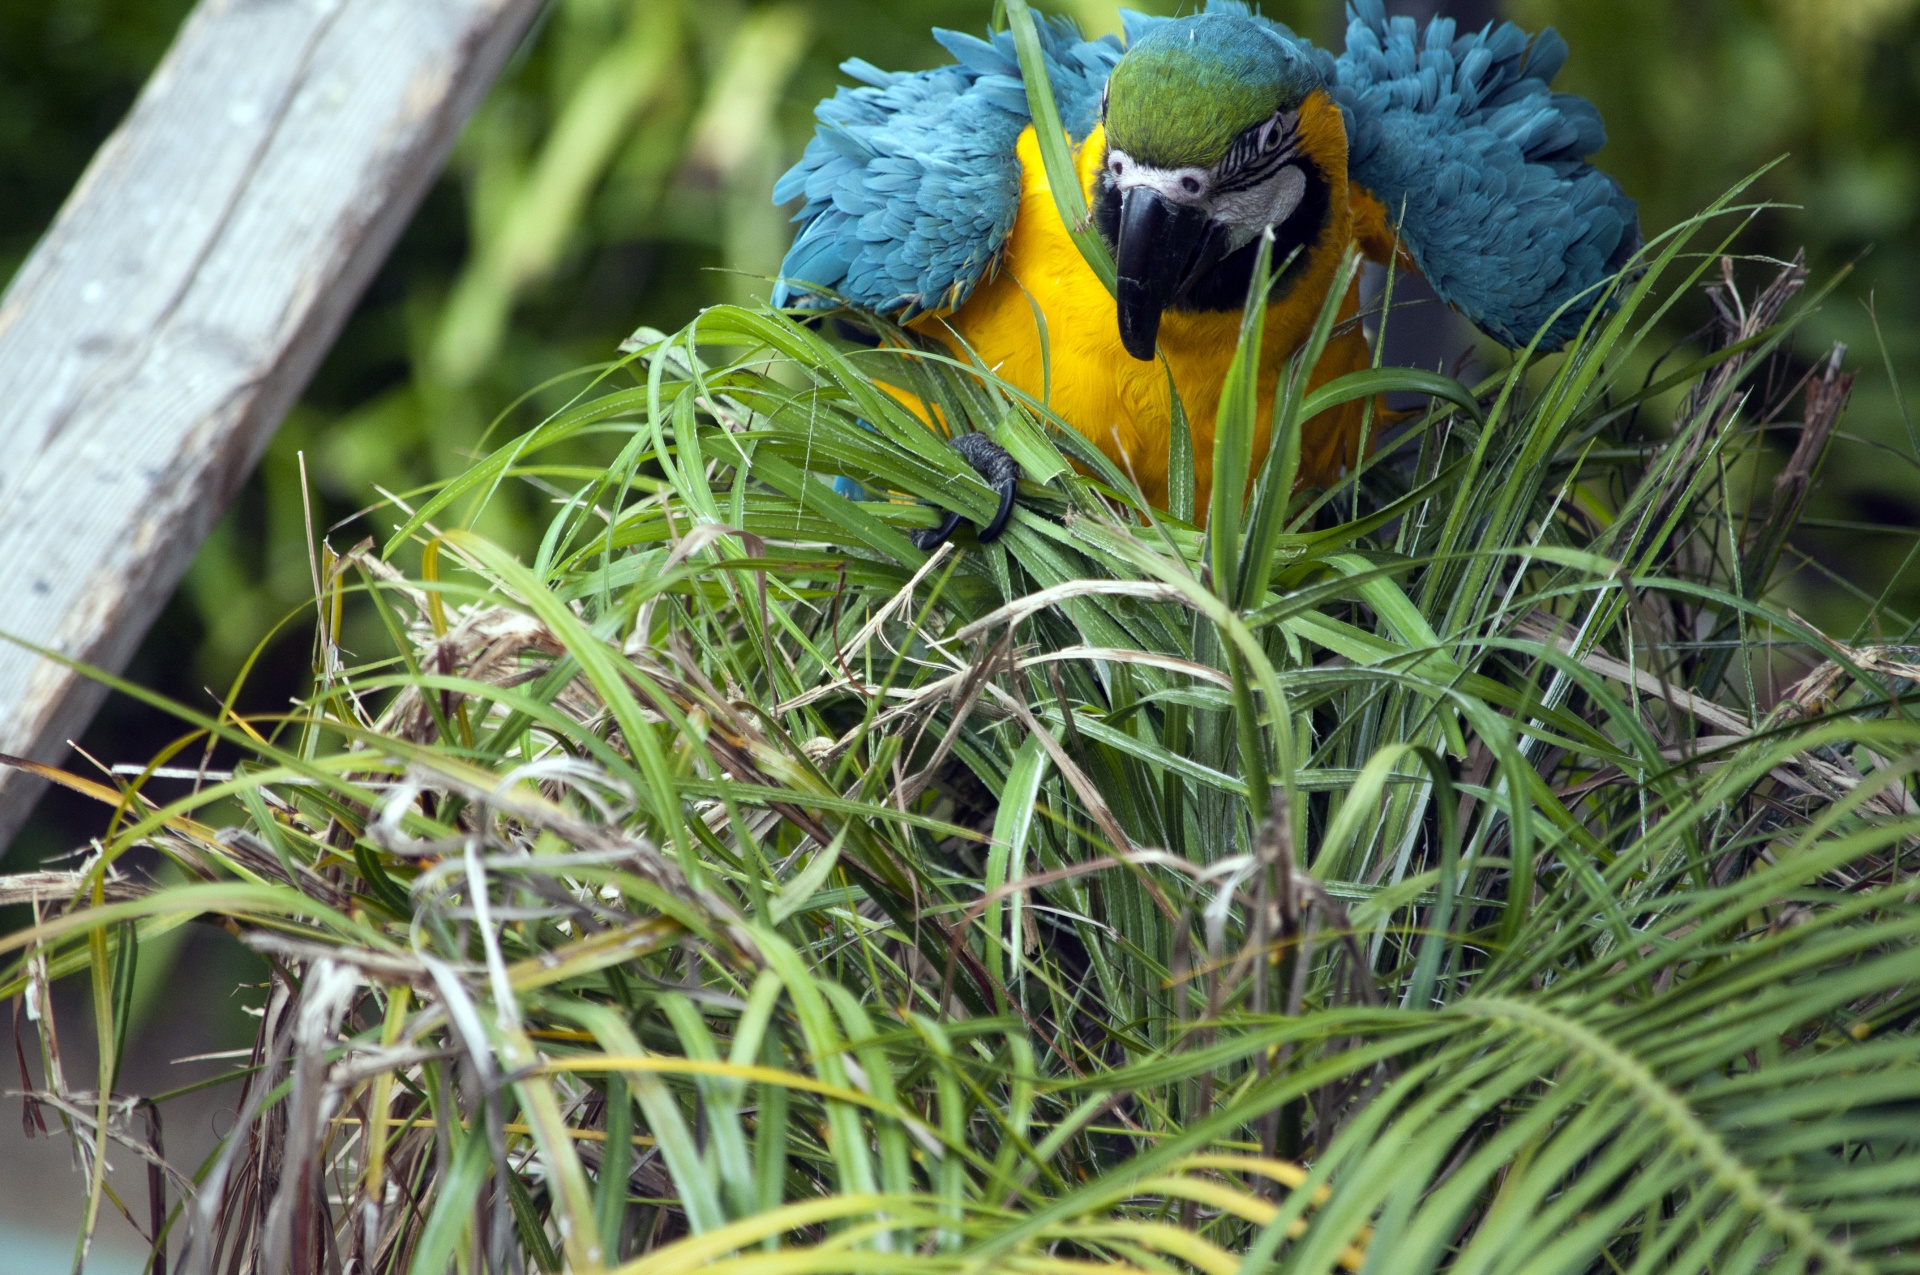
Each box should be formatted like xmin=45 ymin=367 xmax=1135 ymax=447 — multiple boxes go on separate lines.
xmin=773 ymin=0 xmax=1638 ymax=540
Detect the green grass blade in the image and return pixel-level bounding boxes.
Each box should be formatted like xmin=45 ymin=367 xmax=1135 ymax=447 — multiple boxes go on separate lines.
xmin=1002 ymin=0 xmax=1116 ymax=295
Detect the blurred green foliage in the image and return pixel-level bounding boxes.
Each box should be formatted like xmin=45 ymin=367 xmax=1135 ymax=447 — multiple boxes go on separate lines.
xmin=1513 ymin=0 xmax=1920 ymax=625
xmin=195 ymin=0 xmax=1018 ymax=679
xmin=4 ymin=0 xmax=1920 ymax=770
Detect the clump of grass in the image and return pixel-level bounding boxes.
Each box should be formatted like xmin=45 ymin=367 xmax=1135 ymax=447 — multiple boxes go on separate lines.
xmin=6 ymin=194 xmax=1920 ymax=1275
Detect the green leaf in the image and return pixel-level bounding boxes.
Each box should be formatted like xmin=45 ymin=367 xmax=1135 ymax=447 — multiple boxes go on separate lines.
xmin=985 ymin=734 xmax=1051 ymax=993
xmin=1238 ymin=245 xmax=1363 ymax=610
xmin=1002 ymin=0 xmax=1116 ymax=295
xmin=596 ymin=1074 xmax=633 ymax=1257
xmin=407 ymin=1127 xmax=492 ymax=1275
xmin=771 ymin=826 xmax=847 ymax=924
xmin=993 ymin=405 xmax=1071 ymax=488
xmin=1298 ymin=364 xmax=1487 ymax=429
xmin=1166 ymin=369 xmax=1196 ymax=525
xmin=1208 ymin=229 xmax=1277 ymax=608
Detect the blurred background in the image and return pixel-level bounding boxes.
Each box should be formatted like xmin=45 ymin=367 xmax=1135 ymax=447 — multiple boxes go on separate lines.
xmin=3 ymin=0 xmax=1919 ymax=1264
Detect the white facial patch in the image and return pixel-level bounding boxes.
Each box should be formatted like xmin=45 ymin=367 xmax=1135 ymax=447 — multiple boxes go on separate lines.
xmin=1212 ymin=165 xmax=1307 ymax=251
xmin=1105 ymin=148 xmax=1214 ymax=207
xmin=1105 ymin=146 xmax=1308 ymax=252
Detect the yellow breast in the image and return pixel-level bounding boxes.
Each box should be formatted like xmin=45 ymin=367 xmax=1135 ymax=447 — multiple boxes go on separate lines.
xmin=911 ymin=94 xmax=1373 ymax=516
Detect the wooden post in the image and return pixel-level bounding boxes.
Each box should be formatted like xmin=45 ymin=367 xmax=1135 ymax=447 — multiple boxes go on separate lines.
xmin=0 ymin=0 xmax=547 ymax=847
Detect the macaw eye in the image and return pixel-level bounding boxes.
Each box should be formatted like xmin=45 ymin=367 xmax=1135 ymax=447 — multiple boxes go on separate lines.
xmin=1109 ymin=155 xmax=1126 ymax=175
xmin=1181 ymin=175 xmax=1203 ymax=195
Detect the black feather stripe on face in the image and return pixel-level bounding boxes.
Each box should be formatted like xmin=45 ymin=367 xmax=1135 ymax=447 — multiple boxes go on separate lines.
xmin=1216 ymin=111 xmax=1304 ymax=194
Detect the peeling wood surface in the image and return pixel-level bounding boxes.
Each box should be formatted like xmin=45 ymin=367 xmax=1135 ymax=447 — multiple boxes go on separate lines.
xmin=0 ymin=0 xmax=546 ymax=846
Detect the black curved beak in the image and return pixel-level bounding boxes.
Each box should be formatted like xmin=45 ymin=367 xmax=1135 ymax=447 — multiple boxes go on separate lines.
xmin=1114 ymin=187 xmax=1213 ymax=361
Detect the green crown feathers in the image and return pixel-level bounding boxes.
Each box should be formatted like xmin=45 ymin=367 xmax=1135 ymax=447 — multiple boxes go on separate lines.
xmin=1104 ymin=15 xmax=1328 ymax=169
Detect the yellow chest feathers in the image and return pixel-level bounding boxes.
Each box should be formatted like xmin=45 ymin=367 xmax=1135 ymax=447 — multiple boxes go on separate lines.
xmin=911 ymin=100 xmax=1372 ymax=513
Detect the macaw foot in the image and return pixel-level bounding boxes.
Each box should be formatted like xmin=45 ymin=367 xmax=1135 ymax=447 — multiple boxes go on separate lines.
xmin=909 ymin=432 xmax=1021 ymax=550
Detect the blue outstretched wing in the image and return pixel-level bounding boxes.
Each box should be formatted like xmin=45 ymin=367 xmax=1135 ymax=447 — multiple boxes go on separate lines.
xmin=1333 ymin=0 xmax=1640 ymax=348
xmin=772 ymin=19 xmax=1121 ymax=319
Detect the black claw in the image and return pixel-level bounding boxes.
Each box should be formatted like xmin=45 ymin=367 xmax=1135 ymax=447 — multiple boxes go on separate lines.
xmin=911 ymin=432 xmax=1023 ymax=550
xmin=909 ymin=510 xmax=965 ymax=551
xmin=952 ymin=432 xmax=1022 ymax=544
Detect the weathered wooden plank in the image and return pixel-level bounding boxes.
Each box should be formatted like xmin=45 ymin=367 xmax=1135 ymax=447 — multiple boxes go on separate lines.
xmin=0 ymin=0 xmax=547 ymax=846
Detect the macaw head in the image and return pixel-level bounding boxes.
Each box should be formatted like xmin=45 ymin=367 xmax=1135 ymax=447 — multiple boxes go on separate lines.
xmin=1094 ymin=14 xmax=1337 ymax=360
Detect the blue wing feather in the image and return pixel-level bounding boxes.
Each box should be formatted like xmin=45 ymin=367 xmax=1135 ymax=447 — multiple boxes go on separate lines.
xmin=1333 ymin=0 xmax=1640 ymax=348
xmin=772 ymin=19 xmax=1121 ymax=319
